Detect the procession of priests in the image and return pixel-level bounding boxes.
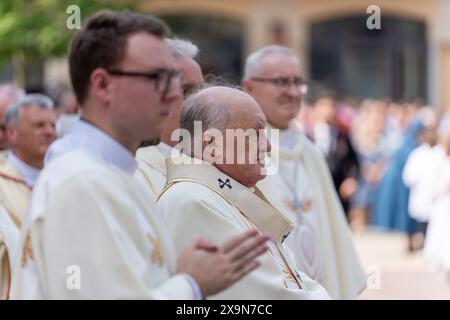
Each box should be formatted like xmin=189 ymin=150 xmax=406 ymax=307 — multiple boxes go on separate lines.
xmin=0 ymin=10 xmax=368 ymax=300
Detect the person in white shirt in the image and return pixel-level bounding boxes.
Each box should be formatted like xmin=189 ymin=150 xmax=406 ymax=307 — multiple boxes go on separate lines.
xmin=403 ymin=108 xmax=441 ymax=225
xmin=423 ymin=129 xmax=450 ymax=273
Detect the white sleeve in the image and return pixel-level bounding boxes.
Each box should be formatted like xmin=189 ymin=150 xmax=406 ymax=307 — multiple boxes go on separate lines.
xmin=402 ymin=149 xmax=420 ymax=187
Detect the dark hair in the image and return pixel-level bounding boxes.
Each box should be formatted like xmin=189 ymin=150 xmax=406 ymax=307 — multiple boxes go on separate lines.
xmin=69 ymin=11 xmax=170 ymax=104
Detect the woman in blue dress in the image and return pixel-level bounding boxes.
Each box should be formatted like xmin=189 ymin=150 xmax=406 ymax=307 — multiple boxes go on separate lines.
xmin=373 ymin=119 xmax=426 ymax=251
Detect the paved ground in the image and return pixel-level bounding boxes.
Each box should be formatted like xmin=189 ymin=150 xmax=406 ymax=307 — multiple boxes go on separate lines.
xmin=353 ymin=229 xmax=450 ymax=300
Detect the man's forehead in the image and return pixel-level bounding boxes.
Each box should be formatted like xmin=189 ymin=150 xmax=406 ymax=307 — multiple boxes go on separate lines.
xmin=176 ymin=57 xmax=203 ymax=83
xmin=257 ymin=52 xmax=301 ymax=76
xmin=16 ymin=106 xmax=54 ymax=124
xmin=121 ymin=32 xmax=175 ymax=69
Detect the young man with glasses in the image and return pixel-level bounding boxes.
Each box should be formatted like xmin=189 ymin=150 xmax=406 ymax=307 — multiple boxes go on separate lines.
xmin=241 ymin=45 xmax=366 ymax=300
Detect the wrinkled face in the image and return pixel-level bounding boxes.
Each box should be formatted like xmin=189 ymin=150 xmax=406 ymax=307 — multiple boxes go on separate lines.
xmin=162 ymin=57 xmax=203 ymax=145
xmin=106 ymin=32 xmax=182 ymax=146
xmin=243 ymin=52 xmax=303 ymax=129
xmin=7 ymin=105 xmax=57 ymax=164
xmin=210 ymin=92 xmax=271 ymax=188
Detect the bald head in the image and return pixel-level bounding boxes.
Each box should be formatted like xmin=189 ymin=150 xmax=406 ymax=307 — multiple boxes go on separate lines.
xmin=180 ymin=86 xmax=270 ymax=188
xmin=180 ymin=86 xmax=265 ymax=135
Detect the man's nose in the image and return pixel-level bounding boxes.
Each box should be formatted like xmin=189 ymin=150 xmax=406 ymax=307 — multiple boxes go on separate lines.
xmin=285 ymin=83 xmax=301 ymax=98
xmin=43 ymin=123 xmax=57 ymax=137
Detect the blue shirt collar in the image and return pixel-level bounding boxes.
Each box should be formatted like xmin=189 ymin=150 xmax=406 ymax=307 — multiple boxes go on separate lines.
xmin=7 ymin=151 xmax=41 ymax=187
xmin=58 ymin=119 xmax=137 ymax=174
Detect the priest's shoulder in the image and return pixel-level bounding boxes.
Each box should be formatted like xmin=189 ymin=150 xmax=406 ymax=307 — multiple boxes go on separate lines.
xmin=159 ymin=179 xmax=231 ymax=209
xmin=38 ymin=150 xmax=112 ymax=188
xmin=136 ymin=145 xmax=161 ymax=161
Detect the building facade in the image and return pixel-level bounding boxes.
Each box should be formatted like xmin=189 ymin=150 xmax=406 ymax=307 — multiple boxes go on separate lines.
xmin=139 ymin=0 xmax=450 ymax=110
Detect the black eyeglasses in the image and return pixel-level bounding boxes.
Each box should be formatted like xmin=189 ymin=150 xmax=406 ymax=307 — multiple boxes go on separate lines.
xmin=106 ymin=68 xmax=181 ymax=95
xmin=250 ymin=77 xmax=308 ymax=94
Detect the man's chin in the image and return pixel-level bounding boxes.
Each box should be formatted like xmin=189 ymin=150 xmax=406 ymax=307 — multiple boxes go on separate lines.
xmin=274 ymin=121 xmax=291 ymax=130
xmin=139 ymin=137 xmax=161 ymax=148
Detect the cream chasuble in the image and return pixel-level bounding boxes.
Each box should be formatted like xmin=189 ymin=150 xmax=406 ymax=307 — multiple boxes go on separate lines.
xmin=0 ymin=155 xmax=32 ymax=228
xmin=257 ymin=122 xmax=366 ymax=300
xmin=135 ymin=144 xmax=169 ymax=197
xmin=10 ymin=150 xmax=196 ymax=299
xmin=1 ymin=229 xmax=10 ymax=299
xmin=0 ymin=205 xmax=21 ymax=299
xmin=0 ymin=155 xmax=33 ymax=299
xmin=157 ymin=157 xmax=331 ymax=300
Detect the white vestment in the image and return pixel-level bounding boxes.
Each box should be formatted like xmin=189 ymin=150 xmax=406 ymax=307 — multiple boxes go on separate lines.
xmin=135 ymin=143 xmax=172 ymax=197
xmin=158 ymin=157 xmax=331 ymax=300
xmin=257 ymin=122 xmax=366 ymax=299
xmin=423 ymin=156 xmax=450 ymax=270
xmin=10 ymin=121 xmax=198 ymax=300
xmin=403 ymin=144 xmax=446 ymax=222
xmin=0 ymin=206 xmax=19 ymax=299
xmin=0 ymin=152 xmax=38 ymax=299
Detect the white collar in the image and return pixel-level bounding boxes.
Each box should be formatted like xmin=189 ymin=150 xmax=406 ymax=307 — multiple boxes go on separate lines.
xmin=57 ymin=119 xmax=137 ymax=174
xmin=158 ymin=141 xmax=174 ymax=158
xmin=7 ymin=152 xmax=41 ymax=187
xmin=280 ymin=127 xmax=296 ymax=150
xmin=268 ymin=122 xmax=298 ymax=150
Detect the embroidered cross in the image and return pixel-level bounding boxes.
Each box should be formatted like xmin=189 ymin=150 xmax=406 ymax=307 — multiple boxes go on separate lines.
xmin=21 ymin=231 xmax=34 ymax=268
xmin=218 ymin=178 xmax=232 ymax=189
xmin=148 ymin=234 xmax=164 ymax=267
xmin=282 ymin=266 xmax=298 ymax=285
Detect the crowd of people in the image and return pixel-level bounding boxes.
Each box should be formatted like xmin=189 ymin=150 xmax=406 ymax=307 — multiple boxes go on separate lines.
xmin=297 ymin=95 xmax=450 ymax=271
xmin=0 ymin=10 xmax=448 ymax=300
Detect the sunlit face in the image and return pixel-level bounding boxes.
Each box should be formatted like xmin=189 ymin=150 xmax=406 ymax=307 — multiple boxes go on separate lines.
xmin=243 ymin=52 xmax=303 ymax=129
xmin=7 ymin=105 xmax=57 ymax=166
xmin=106 ymin=32 xmax=182 ymax=146
xmin=208 ymin=90 xmax=272 ymax=188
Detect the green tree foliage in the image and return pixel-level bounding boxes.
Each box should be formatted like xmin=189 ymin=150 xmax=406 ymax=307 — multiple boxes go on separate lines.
xmin=0 ymin=0 xmax=141 ymax=63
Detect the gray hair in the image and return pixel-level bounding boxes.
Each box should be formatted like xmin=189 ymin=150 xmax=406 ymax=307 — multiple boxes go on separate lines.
xmin=4 ymin=93 xmax=54 ymax=126
xmin=243 ymin=45 xmax=300 ymax=78
xmin=166 ymin=38 xmax=199 ymax=59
